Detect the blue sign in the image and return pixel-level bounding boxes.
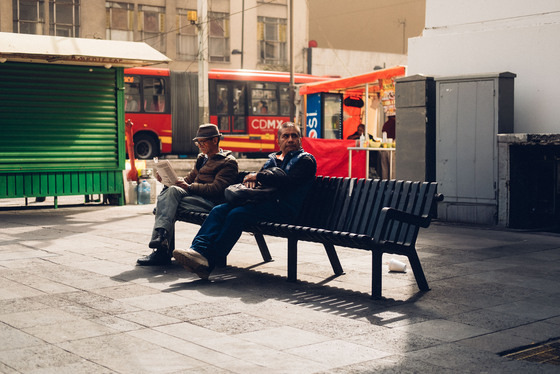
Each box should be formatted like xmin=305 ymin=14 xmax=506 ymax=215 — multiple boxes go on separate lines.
xmin=306 ymin=93 xmax=321 ymax=138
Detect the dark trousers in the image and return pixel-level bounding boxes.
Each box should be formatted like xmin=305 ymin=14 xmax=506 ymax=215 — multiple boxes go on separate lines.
xmin=190 ymin=201 xmax=294 ymax=270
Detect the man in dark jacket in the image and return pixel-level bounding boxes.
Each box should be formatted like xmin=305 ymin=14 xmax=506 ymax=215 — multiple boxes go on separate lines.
xmin=172 ymin=122 xmax=316 ymax=279
xmin=137 ymin=124 xmax=238 ymax=266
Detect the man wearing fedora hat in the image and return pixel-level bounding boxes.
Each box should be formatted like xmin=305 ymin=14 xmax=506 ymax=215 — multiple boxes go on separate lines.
xmin=137 ymin=123 xmax=238 ymax=266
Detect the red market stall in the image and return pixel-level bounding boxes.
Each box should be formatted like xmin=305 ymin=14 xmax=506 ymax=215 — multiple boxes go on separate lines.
xmin=299 ymin=66 xmax=405 ymax=178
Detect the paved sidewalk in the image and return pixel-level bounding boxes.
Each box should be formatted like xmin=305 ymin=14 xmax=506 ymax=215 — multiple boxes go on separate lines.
xmin=0 ymin=198 xmax=559 ymax=373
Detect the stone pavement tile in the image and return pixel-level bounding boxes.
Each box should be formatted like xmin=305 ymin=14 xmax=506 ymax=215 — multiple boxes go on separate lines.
xmin=57 ymin=333 xmax=206 ymax=374
xmin=285 ymin=339 xmax=391 ymax=368
xmin=0 ymin=308 xmax=80 ymax=329
xmin=117 ymin=310 xmax=182 ymax=328
xmin=464 ymin=268 xmax=560 ymax=294
xmin=23 ymin=318 xmax=118 ymax=344
xmin=89 ymin=314 xmax=144 ymax=332
xmin=236 ymin=326 xmax=330 ymax=351
xmin=91 ymin=283 xmax=162 ymax=300
xmin=196 ymin=335 xmax=330 ymax=373
xmin=0 ymin=361 xmax=19 ymax=374
xmin=506 ymin=320 xmax=560 ymax=342
xmin=0 ymin=277 xmax=45 ymax=299
xmin=313 ymin=354 xmax=449 ymax=374
xmin=120 ymin=292 xmax=198 ymax=310
xmin=365 ymin=307 xmax=434 ymax=329
xmin=393 ymin=319 xmax=490 ymax=342
xmin=24 ymin=360 xmax=116 ymax=374
xmin=57 ymin=290 xmax=141 ymax=315
xmin=128 ymin=327 xmax=237 ymax=365
xmin=289 ymin=312 xmax=386 ymax=339
xmin=155 ymin=321 xmax=229 ymax=342
xmin=0 ymin=343 xmax=86 ymax=373
xmin=189 ymin=312 xmax=281 ymax=335
xmin=446 ymin=307 xmax=537 ymax=331
xmin=488 ymin=299 xmax=560 ymax=321
xmin=404 ymin=341 xmax=550 ymax=372
xmin=347 ymin=328 xmax=445 ymax=354
xmin=0 ymin=322 xmax=43 ymax=351
xmin=455 ymin=330 xmax=536 ymax=354
xmin=155 ymin=300 xmax=239 ymax=322
xmin=2 ymin=271 xmax=79 ymax=294
xmin=0 ymin=296 xmax=50 ymax=314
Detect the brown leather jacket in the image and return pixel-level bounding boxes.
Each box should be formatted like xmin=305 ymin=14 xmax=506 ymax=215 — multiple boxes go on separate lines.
xmin=185 ymin=150 xmax=238 ymax=204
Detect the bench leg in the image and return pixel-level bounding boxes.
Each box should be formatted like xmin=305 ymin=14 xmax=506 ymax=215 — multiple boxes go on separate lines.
xmin=372 ymin=251 xmax=383 ymax=299
xmin=322 ymin=243 xmax=344 ymax=276
xmin=253 ymin=233 xmax=273 ymax=262
xmin=287 ymin=237 xmax=297 ymax=282
xmin=407 ymin=248 xmax=430 ymax=292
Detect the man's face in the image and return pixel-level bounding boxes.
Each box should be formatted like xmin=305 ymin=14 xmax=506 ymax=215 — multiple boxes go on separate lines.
xmin=195 ymin=137 xmax=219 ymax=154
xmin=278 ymin=126 xmax=301 ymax=155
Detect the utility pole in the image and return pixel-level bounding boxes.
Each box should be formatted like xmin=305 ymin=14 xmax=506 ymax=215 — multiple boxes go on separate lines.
xmin=198 ymin=0 xmax=209 ymax=123
xmin=289 ymin=0 xmax=295 ymax=122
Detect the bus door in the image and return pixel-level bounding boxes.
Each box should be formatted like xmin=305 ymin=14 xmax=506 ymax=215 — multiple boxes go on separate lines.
xmin=214 ymin=81 xmax=247 ymax=136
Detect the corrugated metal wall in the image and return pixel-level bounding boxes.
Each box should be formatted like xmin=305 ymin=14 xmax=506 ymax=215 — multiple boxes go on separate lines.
xmin=0 ymin=62 xmax=124 ymax=202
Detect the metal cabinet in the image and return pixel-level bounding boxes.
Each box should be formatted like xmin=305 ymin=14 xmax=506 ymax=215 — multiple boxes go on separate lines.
xmin=435 ymin=72 xmax=515 ymax=225
xmin=395 ymin=75 xmax=436 ymax=182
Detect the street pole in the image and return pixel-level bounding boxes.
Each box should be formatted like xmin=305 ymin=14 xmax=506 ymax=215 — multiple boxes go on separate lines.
xmin=241 ymin=0 xmax=244 ymax=69
xmin=198 ymin=0 xmax=209 ymax=123
xmin=289 ymin=0 xmax=295 ymax=122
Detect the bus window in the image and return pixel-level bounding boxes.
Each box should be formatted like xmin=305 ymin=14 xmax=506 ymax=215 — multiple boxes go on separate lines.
xmin=144 ymin=77 xmax=166 ymax=113
xmin=216 ymin=84 xmax=228 ymax=114
xmin=124 ymin=76 xmax=141 ymax=112
xmin=251 ymin=82 xmax=277 ymax=115
xmin=279 ymin=85 xmax=290 ymax=116
xmin=233 ymin=83 xmax=246 ymax=116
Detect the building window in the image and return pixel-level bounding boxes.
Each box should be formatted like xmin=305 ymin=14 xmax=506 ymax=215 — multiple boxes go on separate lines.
xmin=13 ymin=0 xmax=45 ymax=34
xmin=140 ymin=5 xmax=165 ymax=53
xmin=258 ymin=16 xmax=286 ymax=65
xmin=106 ymin=2 xmax=133 ymax=41
xmin=208 ymin=12 xmax=229 ymax=63
xmin=176 ymin=8 xmax=197 ymax=61
xmin=49 ymin=0 xmax=79 ymax=36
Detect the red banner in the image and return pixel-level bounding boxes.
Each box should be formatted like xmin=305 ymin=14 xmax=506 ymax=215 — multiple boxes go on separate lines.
xmin=302 ymin=138 xmax=366 ymax=178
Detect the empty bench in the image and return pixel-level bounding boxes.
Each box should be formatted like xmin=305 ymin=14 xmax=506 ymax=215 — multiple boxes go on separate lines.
xmin=172 ymin=177 xmax=443 ymax=299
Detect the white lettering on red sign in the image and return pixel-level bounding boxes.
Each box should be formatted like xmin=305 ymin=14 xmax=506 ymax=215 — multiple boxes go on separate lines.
xmin=251 ymin=118 xmax=284 ymax=131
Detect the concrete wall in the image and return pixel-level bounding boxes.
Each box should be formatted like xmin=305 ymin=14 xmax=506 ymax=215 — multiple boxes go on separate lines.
xmin=309 ymin=48 xmax=407 ymax=77
xmin=308 ymin=0 xmax=425 ymax=54
xmin=408 ymin=0 xmax=560 ymax=133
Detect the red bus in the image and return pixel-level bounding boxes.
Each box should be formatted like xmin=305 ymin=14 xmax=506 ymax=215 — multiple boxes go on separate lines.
xmin=124 ymin=67 xmax=332 ymax=159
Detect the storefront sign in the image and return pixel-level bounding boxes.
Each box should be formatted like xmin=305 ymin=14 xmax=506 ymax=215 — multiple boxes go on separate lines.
xmin=306 ymin=93 xmax=321 ymax=138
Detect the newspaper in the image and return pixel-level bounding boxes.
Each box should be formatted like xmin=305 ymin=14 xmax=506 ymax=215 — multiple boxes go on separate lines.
xmin=153 ymin=158 xmax=179 ymax=187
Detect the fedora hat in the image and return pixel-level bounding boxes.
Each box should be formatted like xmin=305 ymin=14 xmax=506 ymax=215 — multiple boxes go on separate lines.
xmin=193 ymin=123 xmax=222 ymax=141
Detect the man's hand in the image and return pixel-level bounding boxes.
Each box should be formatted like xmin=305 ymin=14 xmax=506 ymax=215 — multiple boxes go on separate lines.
xmin=155 ymin=171 xmax=163 ymax=183
xmin=174 ymin=177 xmax=190 ymax=191
xmin=243 ymin=173 xmax=258 ymax=189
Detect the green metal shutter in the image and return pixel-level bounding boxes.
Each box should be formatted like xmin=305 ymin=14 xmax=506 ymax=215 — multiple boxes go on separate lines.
xmin=0 ymin=62 xmax=125 ymax=201
xmin=0 ymin=62 xmax=121 ymax=171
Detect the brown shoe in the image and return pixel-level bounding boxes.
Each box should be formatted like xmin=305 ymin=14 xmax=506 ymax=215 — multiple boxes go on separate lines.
xmin=173 ymin=248 xmax=210 ymax=280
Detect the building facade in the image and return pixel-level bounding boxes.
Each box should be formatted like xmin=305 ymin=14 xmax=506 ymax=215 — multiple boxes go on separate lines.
xmin=3 ymin=0 xmax=310 ymax=73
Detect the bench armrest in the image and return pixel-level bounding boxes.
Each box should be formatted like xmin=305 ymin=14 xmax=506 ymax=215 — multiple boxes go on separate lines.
xmin=381 ymin=207 xmax=432 ymax=228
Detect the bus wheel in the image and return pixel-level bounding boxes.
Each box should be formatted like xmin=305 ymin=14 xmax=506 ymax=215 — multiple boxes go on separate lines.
xmin=134 ymin=134 xmax=159 ymax=159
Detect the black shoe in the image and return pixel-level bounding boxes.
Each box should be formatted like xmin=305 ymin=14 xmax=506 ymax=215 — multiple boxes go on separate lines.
xmin=137 ymin=248 xmax=171 ymax=266
xmin=149 ymin=228 xmax=168 ymax=249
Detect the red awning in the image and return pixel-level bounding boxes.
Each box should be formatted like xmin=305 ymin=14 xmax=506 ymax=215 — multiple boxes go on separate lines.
xmin=299 ymin=65 xmax=406 ymax=95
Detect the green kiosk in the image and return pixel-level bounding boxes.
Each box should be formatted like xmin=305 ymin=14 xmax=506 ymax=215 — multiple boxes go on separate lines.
xmin=0 ymin=33 xmax=169 ymax=207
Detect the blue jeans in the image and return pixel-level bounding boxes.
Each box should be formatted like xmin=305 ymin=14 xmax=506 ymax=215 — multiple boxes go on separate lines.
xmin=190 ymin=201 xmax=295 ymax=270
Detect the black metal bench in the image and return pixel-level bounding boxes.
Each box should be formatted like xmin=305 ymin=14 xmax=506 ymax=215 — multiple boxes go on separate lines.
xmin=173 ymin=177 xmax=443 ymax=299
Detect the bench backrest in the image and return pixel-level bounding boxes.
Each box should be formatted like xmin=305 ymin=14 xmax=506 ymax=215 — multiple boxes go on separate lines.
xmin=297 ymin=177 xmax=439 ymax=246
